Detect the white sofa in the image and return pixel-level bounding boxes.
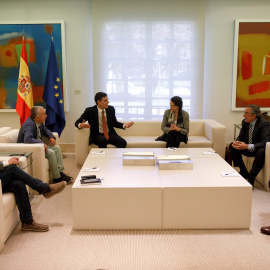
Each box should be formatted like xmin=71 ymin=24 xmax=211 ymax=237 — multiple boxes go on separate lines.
xmin=0 ymin=156 xmax=28 ymax=252
xmin=75 ymin=119 xmax=226 ymax=166
xmin=0 ymin=127 xmax=59 ymax=185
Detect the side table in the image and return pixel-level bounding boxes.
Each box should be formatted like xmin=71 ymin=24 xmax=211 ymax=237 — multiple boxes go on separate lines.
xmin=0 ymin=152 xmax=33 ymax=177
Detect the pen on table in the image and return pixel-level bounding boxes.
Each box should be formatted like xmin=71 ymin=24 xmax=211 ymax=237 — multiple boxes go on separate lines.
xmin=225 ymin=173 xmax=235 ymax=175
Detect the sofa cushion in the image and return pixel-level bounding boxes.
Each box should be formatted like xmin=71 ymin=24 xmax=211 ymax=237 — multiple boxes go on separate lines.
xmin=0 ymin=129 xmax=19 ymax=143
xmin=182 ymin=136 xmax=212 ymax=148
xmin=89 ymin=136 xmax=212 ymax=149
xmin=0 ymin=127 xmax=12 ymax=135
xmin=2 ymin=193 xmax=17 ymax=219
xmin=125 ymin=136 xmax=166 ymax=148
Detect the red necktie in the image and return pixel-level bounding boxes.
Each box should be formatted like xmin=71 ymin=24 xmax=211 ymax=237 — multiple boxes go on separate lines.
xmin=102 ymin=110 xmax=109 ymax=140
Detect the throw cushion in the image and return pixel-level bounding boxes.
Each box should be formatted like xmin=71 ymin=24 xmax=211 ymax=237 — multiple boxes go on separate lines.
xmin=0 ymin=127 xmax=12 ymax=135
xmin=0 ymin=129 xmax=19 ymax=143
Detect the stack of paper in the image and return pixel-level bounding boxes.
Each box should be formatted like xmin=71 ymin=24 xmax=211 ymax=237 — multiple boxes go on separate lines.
xmin=123 ymin=152 xmax=154 ymax=156
xmin=157 ymin=155 xmax=193 ymax=170
xmin=123 ymin=152 xmax=155 ymax=166
xmin=157 ymin=155 xmax=190 ymax=160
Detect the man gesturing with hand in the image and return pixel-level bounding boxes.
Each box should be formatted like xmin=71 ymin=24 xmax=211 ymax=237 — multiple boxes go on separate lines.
xmin=75 ymin=92 xmax=134 ymax=148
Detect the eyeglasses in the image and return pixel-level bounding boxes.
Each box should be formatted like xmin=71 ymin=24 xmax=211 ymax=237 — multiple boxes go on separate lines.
xmin=16 ymin=155 xmax=34 ymax=170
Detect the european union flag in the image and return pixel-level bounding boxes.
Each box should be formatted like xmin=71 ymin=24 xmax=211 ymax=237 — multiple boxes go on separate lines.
xmin=43 ymin=39 xmax=65 ymax=137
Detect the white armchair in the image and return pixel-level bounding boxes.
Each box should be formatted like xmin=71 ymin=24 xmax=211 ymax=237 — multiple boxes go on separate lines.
xmin=0 ymin=127 xmax=59 ymax=185
xmin=0 ymin=156 xmax=28 ymax=252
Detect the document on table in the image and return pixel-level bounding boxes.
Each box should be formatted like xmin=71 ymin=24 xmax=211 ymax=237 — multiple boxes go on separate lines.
xmin=202 ymin=151 xmax=217 ymax=155
xmin=220 ymin=172 xmax=239 ymax=177
xmin=92 ymin=151 xmax=105 ymax=155
xmin=157 ymin=155 xmax=190 ymax=160
xmin=167 ymin=147 xmax=177 ymax=151
xmin=83 ymin=167 xmax=100 ymax=172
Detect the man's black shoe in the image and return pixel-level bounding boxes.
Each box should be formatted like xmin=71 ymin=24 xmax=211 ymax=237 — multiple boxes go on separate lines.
xmin=60 ymin=172 xmax=73 ymax=184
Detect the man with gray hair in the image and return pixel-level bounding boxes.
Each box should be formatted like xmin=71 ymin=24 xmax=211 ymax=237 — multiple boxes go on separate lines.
xmin=17 ymin=106 xmax=72 ymax=184
xmin=229 ymin=104 xmax=270 ymax=187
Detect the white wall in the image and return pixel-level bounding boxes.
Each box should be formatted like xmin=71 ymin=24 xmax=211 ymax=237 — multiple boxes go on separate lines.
xmin=1 ymin=0 xmax=270 ymax=144
xmin=0 ymin=0 xmax=93 ymax=144
xmin=204 ymin=0 xmax=270 ymax=143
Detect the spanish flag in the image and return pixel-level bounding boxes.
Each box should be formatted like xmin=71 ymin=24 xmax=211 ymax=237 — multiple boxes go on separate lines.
xmin=16 ymin=38 xmax=33 ymax=126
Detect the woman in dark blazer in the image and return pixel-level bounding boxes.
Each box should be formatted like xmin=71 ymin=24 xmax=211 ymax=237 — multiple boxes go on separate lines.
xmin=160 ymin=96 xmax=189 ymax=148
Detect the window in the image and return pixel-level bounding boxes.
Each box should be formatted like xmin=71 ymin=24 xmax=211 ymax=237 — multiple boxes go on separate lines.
xmin=102 ymin=21 xmax=193 ymax=120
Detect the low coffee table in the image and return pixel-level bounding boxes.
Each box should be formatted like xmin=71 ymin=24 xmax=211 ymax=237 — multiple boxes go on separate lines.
xmin=72 ymin=148 xmax=252 ymax=230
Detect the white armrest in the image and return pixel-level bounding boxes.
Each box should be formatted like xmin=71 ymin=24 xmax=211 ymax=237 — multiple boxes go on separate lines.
xmin=75 ymin=128 xmax=90 ymax=166
xmin=0 ymin=143 xmax=49 ymax=183
xmin=204 ymin=119 xmax=226 ymax=158
xmin=42 ymin=132 xmax=59 ymax=145
xmin=0 ymin=181 xmax=4 ymax=251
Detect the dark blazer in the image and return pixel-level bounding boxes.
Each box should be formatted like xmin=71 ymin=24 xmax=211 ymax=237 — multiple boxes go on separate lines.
xmin=237 ymin=117 xmax=270 ymax=149
xmin=17 ymin=117 xmax=54 ymax=144
xmin=75 ymin=105 xmax=124 ymax=145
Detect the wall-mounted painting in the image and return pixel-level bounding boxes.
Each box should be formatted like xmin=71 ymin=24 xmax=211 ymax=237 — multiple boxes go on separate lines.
xmin=0 ymin=21 xmax=67 ymax=112
xmin=232 ymin=19 xmax=270 ymax=111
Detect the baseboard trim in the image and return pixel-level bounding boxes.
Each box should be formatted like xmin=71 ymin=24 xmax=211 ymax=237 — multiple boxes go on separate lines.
xmin=60 ymin=143 xmax=75 ymax=153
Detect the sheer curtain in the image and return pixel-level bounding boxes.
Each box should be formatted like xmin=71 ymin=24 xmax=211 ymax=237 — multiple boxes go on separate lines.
xmin=92 ymin=0 xmax=205 ymax=120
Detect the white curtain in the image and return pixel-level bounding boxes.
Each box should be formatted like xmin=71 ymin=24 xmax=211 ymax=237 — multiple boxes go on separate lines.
xmin=92 ymin=0 xmax=205 ymax=120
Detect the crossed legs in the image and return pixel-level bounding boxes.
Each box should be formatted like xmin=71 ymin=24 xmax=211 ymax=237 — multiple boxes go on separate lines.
xmin=229 ymin=143 xmax=265 ymax=186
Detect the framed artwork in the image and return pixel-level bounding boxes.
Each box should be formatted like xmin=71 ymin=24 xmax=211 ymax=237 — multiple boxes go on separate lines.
xmin=232 ymin=19 xmax=270 ymax=111
xmin=0 ymin=21 xmax=67 ymax=112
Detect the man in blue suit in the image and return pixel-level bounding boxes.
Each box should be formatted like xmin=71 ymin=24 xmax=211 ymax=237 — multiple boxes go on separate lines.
xmin=75 ymin=92 xmax=134 ymax=148
xmin=17 ymin=106 xmax=72 ymax=184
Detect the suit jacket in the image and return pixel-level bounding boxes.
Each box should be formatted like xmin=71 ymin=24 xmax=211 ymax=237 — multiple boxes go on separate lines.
xmin=75 ymin=105 xmax=124 ymax=145
xmin=17 ymin=117 xmax=55 ymax=144
xmin=0 ymin=161 xmax=4 ymax=171
xmin=237 ymin=117 xmax=270 ymax=149
xmin=161 ymin=109 xmax=189 ymax=136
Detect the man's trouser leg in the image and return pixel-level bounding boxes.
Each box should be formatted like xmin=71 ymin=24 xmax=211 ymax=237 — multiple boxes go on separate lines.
xmin=249 ymin=148 xmax=265 ymax=186
xmin=229 ymin=143 xmax=250 ymax=176
xmin=46 ymin=145 xmax=65 ymax=179
xmin=49 ymin=145 xmax=65 ymax=173
xmin=0 ymin=165 xmax=48 ymax=223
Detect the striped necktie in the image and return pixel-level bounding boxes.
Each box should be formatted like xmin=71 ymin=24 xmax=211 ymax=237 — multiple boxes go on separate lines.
xmin=248 ymin=124 xmax=253 ymax=144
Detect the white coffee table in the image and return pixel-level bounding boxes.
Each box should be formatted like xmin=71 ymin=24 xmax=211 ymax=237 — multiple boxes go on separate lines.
xmin=72 ymin=148 xmax=252 ymax=230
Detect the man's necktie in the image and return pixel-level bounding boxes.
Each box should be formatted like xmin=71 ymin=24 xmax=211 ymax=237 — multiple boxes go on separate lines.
xmin=37 ymin=126 xmax=42 ymax=141
xmin=248 ymin=124 xmax=253 ymax=144
xmin=102 ymin=110 xmax=109 ymax=140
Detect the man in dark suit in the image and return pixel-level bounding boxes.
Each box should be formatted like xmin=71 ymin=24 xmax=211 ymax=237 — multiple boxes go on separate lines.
xmin=229 ymin=104 xmax=270 ymax=187
xmin=17 ymin=106 xmax=72 ymax=184
xmin=0 ymin=157 xmax=66 ymax=232
xmin=75 ymin=92 xmax=134 ymax=148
